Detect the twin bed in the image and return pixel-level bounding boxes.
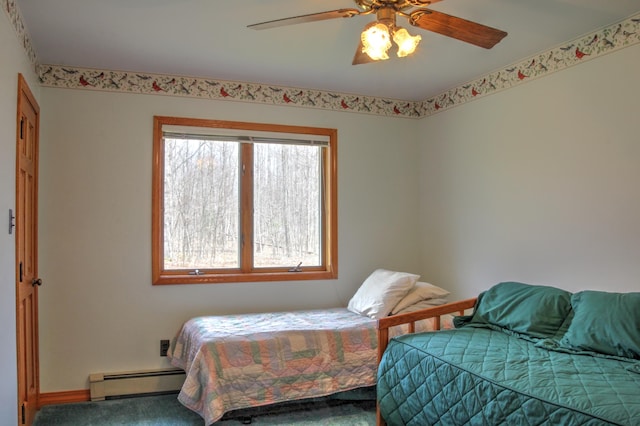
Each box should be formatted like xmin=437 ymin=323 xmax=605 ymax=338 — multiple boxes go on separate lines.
xmin=168 ymin=269 xmax=451 ymax=424
xmin=377 ymin=282 xmax=640 ymax=425
xmin=169 ymin=275 xmax=640 ymax=425
xmin=169 ymin=308 xmax=381 ymax=424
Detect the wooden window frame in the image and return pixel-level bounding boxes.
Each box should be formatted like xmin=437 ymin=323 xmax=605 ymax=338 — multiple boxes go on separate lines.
xmin=152 ymin=116 xmax=338 ymax=285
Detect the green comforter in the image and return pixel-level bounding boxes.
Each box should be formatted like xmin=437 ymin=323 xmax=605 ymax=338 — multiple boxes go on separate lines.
xmin=377 ymin=328 xmax=640 ymax=425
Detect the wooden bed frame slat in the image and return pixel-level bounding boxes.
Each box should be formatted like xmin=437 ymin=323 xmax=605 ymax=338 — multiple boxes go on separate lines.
xmin=375 ymin=297 xmax=478 ymax=426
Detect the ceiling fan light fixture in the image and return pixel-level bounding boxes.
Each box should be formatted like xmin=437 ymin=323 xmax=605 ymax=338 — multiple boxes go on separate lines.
xmin=393 ymin=27 xmax=421 ymax=57
xmin=361 ymin=22 xmax=392 ymax=60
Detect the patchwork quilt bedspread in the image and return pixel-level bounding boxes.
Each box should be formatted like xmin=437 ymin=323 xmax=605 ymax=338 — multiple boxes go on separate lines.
xmin=378 ymin=328 xmax=640 ymax=425
xmin=169 ymin=308 xmax=380 ymax=425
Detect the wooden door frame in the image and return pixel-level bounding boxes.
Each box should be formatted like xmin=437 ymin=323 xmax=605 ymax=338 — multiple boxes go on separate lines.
xmin=16 ymin=73 xmax=40 ymax=425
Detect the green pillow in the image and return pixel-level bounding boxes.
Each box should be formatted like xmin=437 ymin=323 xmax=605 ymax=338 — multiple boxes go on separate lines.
xmin=466 ymin=282 xmax=572 ymax=339
xmin=560 ymin=290 xmax=640 ymax=359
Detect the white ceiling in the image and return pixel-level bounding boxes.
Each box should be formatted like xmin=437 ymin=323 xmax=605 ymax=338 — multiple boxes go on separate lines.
xmin=16 ymin=0 xmax=640 ymax=101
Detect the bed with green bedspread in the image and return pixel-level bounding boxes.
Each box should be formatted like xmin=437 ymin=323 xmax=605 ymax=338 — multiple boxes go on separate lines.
xmin=376 ymin=282 xmax=640 ymax=425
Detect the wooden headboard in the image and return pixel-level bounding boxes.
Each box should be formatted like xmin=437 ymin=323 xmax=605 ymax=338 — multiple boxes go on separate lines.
xmin=375 ymin=298 xmax=478 ymax=426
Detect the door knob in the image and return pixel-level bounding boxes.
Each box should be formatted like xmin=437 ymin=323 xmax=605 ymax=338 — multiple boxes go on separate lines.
xmin=32 ymin=278 xmax=42 ymax=287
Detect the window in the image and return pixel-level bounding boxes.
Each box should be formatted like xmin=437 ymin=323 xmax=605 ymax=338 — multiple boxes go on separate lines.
xmin=152 ymin=116 xmax=337 ymax=284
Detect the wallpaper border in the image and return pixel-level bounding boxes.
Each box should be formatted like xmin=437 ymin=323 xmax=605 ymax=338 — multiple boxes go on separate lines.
xmin=3 ymin=1 xmax=638 ymax=118
xmin=423 ymin=13 xmax=640 ymax=116
xmin=2 ymin=0 xmax=37 ymax=65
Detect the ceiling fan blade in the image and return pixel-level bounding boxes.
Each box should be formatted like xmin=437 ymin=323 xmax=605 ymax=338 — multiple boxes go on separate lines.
xmin=409 ymin=9 xmax=507 ymax=49
xmin=248 ymin=9 xmax=361 ymax=30
xmin=352 ymin=39 xmax=376 ymax=65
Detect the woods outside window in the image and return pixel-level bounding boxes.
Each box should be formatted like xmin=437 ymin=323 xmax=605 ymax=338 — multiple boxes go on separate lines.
xmin=152 ymin=116 xmax=338 ymax=284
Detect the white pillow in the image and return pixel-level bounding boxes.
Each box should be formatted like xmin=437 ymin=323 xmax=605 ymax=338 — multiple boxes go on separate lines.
xmin=391 ymin=282 xmax=450 ymax=315
xmin=347 ymin=269 xmax=419 ymax=319
xmin=393 ymin=298 xmax=449 ymax=315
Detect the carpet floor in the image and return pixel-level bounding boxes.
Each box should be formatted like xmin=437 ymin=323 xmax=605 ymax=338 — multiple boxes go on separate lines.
xmin=34 ymin=393 xmax=377 ymax=425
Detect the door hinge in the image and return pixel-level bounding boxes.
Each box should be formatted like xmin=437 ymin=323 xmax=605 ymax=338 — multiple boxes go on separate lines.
xmin=21 ymin=402 xmax=25 ymax=424
xmin=20 ymin=117 xmax=24 ymax=140
xmin=19 ymin=261 xmax=23 ymax=282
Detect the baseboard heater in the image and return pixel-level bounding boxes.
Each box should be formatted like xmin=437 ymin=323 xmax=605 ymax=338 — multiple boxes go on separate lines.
xmin=89 ymin=368 xmax=186 ymax=401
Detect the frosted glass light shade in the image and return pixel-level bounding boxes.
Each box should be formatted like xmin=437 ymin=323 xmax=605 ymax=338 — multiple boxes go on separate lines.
xmin=361 ymin=23 xmax=392 ymax=60
xmin=393 ymin=27 xmax=421 ymax=57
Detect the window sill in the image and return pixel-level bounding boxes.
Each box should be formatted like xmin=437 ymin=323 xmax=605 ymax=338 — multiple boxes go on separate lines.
xmin=152 ymin=269 xmax=337 ymax=285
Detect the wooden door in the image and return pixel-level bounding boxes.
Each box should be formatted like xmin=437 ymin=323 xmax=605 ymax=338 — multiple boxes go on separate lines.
xmin=16 ymin=73 xmax=40 ymax=426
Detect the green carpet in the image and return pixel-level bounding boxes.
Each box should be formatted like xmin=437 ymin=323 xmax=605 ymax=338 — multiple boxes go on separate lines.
xmin=34 ymin=392 xmax=377 ymax=425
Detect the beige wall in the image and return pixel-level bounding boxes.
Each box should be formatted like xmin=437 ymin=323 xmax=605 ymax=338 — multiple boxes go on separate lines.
xmin=417 ymin=43 xmax=640 ymax=299
xmin=37 ymin=89 xmax=421 ymax=391
xmin=0 ymin=11 xmax=40 ymax=424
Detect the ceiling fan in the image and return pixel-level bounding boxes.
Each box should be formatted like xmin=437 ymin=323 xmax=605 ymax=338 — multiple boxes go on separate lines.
xmin=248 ymin=0 xmax=508 ymax=65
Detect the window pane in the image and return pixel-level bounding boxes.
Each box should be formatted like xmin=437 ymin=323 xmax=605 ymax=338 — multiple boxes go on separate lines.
xmin=253 ymin=143 xmax=322 ymax=268
xmin=163 ymin=138 xmax=239 ymax=269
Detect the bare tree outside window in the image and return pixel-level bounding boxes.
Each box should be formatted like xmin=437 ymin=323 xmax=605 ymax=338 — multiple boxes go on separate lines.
xmin=253 ymin=143 xmax=321 ymax=267
xmin=164 ymin=138 xmax=239 ymax=269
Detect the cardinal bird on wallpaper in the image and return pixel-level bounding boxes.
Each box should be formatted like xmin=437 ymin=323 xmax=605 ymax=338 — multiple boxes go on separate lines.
xmin=220 ymin=84 xmax=242 ymax=98
xmin=79 ymin=75 xmax=94 ymax=87
xmin=283 ymin=91 xmax=303 ymax=103
xmin=575 ymin=47 xmax=590 ymax=59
